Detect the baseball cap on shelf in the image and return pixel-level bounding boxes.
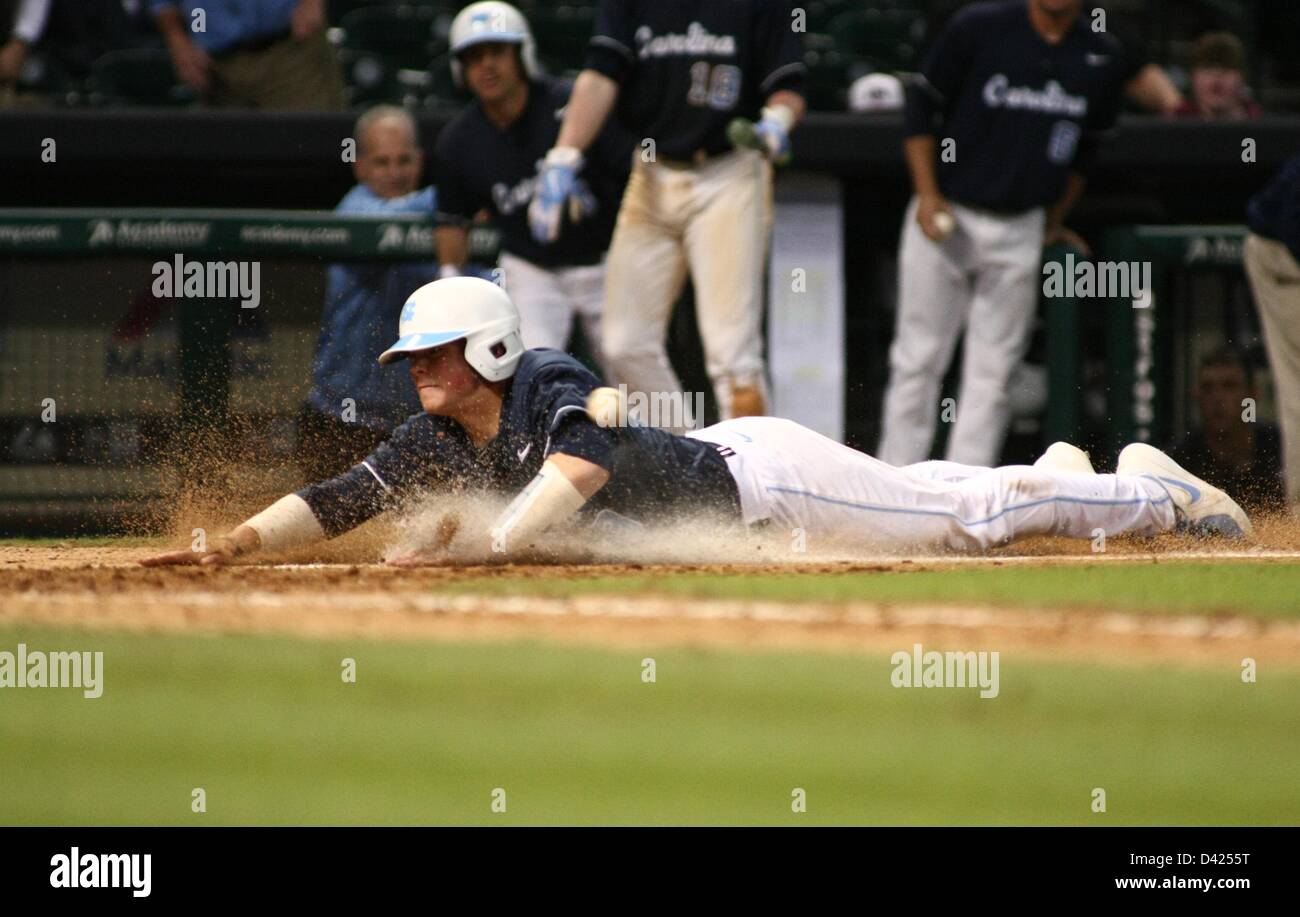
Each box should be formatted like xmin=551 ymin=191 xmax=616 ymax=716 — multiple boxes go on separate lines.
xmin=848 ymin=73 xmax=905 ymax=113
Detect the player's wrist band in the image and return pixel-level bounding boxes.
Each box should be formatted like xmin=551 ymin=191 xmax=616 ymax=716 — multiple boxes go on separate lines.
xmin=543 ymin=146 xmax=585 ymax=172
xmin=243 ymin=494 xmax=325 ymax=553
xmin=438 ymin=264 xmax=462 ymax=280
xmin=489 ymin=460 xmax=587 ymax=554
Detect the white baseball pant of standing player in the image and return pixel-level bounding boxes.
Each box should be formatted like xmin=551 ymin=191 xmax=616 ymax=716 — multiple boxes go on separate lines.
xmin=1245 ymin=232 xmax=1300 ymax=505
xmin=600 ymin=146 xmax=773 ymax=432
xmin=498 ymin=252 xmax=612 ymax=378
xmin=877 ymin=197 xmax=1046 ymax=468
xmin=691 ymin=416 xmax=1180 ymax=551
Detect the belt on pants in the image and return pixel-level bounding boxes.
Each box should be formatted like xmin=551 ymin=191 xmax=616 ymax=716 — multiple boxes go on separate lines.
xmin=656 ymin=148 xmax=735 ymax=170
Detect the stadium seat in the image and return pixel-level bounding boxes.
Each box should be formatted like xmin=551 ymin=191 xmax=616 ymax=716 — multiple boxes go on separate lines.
xmin=16 ymin=54 xmax=86 ymax=107
xmin=828 ymin=8 xmax=923 ymax=72
xmin=339 ymin=5 xmax=448 ymax=72
xmin=88 ymin=49 xmax=196 ymax=107
xmin=337 ymin=48 xmax=405 ymax=107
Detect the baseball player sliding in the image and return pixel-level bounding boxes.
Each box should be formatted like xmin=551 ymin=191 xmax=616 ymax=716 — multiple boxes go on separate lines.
xmin=434 ymin=2 xmax=631 ymax=372
xmin=526 ymin=0 xmax=807 ymax=430
xmin=140 ymin=278 xmax=1250 ymax=569
xmin=879 ymin=0 xmax=1136 ymax=468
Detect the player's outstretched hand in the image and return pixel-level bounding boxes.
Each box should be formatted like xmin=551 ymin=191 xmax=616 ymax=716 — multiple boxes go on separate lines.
xmin=138 ymin=527 xmax=258 ymax=567
xmin=529 ymin=147 xmax=585 ymax=244
xmin=139 ymin=545 xmax=233 ymax=567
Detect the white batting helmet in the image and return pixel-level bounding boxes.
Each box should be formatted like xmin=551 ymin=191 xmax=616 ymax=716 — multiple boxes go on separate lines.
xmin=448 ymin=1 xmax=539 ymax=89
xmin=378 ymin=277 xmax=525 ymax=382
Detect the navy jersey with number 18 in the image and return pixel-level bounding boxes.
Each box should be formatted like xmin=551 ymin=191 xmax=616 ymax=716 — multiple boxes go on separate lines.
xmin=584 ymin=0 xmax=806 ymax=161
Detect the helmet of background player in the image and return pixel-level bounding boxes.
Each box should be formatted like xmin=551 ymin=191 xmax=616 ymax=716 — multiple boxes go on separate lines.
xmin=377 ymin=277 xmax=525 ymax=382
xmin=448 ymin=1 xmax=538 ymax=90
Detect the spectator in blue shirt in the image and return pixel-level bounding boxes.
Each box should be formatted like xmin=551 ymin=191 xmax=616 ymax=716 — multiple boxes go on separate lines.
xmin=150 ymin=0 xmax=342 ymax=109
xmin=297 ymin=105 xmax=435 ymax=482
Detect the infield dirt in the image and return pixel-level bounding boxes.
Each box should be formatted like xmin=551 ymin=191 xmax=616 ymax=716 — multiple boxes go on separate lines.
xmin=3 ymin=512 xmax=1300 ymax=668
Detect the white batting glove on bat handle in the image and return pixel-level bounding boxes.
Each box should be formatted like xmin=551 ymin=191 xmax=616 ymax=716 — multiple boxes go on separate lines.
xmin=753 ymin=104 xmax=795 ymax=165
xmin=529 ymin=146 xmax=585 ymax=244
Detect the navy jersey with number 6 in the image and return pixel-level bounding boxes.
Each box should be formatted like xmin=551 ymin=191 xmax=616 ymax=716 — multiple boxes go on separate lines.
xmin=296 ymin=349 xmax=742 ymax=538
xmin=585 ymin=0 xmax=806 ymax=161
xmin=905 ymin=0 xmax=1138 ymax=214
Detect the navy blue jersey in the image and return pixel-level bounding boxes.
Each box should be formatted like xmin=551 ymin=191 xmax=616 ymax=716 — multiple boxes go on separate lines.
xmin=296 ymin=349 xmax=742 ymax=537
xmin=1247 ymin=154 xmax=1300 ymax=262
xmin=434 ymin=78 xmax=633 ymax=269
xmin=905 ymin=1 xmax=1133 ymax=213
xmin=585 ymin=0 xmax=806 ymax=161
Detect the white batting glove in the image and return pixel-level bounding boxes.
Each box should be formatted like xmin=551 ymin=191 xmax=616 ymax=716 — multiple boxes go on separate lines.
xmin=529 ymin=147 xmax=585 ymax=244
xmin=753 ymin=104 xmax=795 ymax=165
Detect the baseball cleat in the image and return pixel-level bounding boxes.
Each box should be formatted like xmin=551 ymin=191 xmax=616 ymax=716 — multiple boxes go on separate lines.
xmin=1116 ymin=443 xmax=1253 ymax=539
xmin=1033 ymin=442 xmax=1095 ymax=475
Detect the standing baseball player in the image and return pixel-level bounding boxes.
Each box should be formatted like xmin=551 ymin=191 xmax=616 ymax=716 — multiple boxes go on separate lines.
xmin=140 ymin=277 xmax=1250 ymax=569
xmin=434 ymin=1 xmax=631 ymax=374
xmin=528 ymin=0 xmax=807 ymax=429
xmin=878 ymin=0 xmax=1137 ymax=467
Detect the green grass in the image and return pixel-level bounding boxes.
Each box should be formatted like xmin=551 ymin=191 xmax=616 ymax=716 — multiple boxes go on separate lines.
xmin=443 ymin=563 xmax=1300 ymax=618
xmin=1 ymin=625 xmax=1297 ymax=825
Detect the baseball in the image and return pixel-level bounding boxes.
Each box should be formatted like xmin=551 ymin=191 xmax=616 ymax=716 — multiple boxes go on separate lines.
xmin=933 ymin=211 xmax=956 ymax=239
xmin=586 ymin=386 xmax=623 ymax=428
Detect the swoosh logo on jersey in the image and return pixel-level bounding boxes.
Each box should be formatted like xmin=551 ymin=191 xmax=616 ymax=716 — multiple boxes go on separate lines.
xmin=517 ymin=442 xmax=532 ymax=462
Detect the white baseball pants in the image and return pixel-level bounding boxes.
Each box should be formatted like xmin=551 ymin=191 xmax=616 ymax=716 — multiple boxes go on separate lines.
xmin=878 ymin=196 xmax=1046 ymax=468
xmin=499 ymin=251 xmax=610 ymax=378
xmin=602 ymin=148 xmax=773 ymax=430
xmin=692 ymin=416 xmax=1176 ymax=552
xmin=1244 ymin=233 xmax=1300 ymax=506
